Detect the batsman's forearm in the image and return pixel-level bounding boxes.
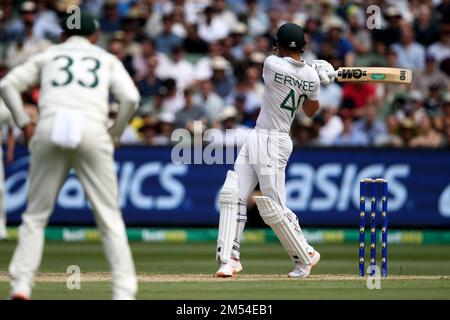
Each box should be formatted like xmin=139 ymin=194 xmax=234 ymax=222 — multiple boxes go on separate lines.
xmin=0 ymin=82 xmax=31 ymax=127
xmin=109 ymin=99 xmax=139 ymax=138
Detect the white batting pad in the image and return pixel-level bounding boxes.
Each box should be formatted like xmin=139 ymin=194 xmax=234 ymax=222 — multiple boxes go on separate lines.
xmin=216 ymin=170 xmax=240 ymax=263
xmin=254 ymin=196 xmax=312 ymax=265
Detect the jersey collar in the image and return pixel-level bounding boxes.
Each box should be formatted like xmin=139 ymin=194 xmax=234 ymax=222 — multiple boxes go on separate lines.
xmin=283 ymin=57 xmax=305 ymax=68
xmin=66 ymin=35 xmax=91 ymax=44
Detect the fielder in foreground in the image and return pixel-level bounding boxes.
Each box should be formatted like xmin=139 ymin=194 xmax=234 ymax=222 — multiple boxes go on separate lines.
xmin=216 ymin=23 xmax=336 ymax=278
xmin=0 ymin=100 xmax=14 ymax=240
xmin=0 ymin=12 xmax=140 ymax=299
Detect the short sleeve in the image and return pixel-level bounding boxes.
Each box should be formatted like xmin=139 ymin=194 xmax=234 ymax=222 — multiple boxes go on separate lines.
xmin=308 ymin=71 xmax=321 ymax=101
xmin=262 ymin=55 xmax=279 ymax=83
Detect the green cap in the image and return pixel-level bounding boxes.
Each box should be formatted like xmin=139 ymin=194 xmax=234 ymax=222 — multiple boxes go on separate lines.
xmin=276 ymin=23 xmax=306 ymax=51
xmin=60 ymin=11 xmax=99 ymax=36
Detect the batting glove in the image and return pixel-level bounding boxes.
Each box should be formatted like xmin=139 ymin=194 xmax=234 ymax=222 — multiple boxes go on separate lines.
xmin=311 ymin=60 xmax=336 ymax=85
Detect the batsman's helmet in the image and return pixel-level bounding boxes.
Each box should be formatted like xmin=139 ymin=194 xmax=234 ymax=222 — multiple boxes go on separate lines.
xmin=275 ymin=23 xmax=306 ymax=52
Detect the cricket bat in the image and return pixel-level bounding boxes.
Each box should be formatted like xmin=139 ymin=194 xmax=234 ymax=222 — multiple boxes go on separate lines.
xmin=328 ymin=67 xmax=412 ymax=83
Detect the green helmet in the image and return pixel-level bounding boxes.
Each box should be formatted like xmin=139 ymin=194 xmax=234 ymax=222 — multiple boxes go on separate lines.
xmin=60 ymin=11 xmax=99 ymax=36
xmin=276 ymin=23 xmax=306 ymax=51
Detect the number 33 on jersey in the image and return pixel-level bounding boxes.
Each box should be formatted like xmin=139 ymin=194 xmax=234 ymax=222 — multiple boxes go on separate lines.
xmin=256 ymin=55 xmax=320 ymax=133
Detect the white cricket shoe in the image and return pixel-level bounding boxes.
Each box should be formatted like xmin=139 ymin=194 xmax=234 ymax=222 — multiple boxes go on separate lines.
xmin=288 ymin=250 xmax=321 ymax=279
xmin=231 ymin=258 xmax=243 ymax=274
xmin=215 ymin=258 xmax=243 ymax=278
xmin=0 ymin=222 xmax=8 ymax=241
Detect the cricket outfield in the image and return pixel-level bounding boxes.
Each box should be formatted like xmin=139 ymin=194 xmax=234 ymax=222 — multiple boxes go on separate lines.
xmin=1 ymin=241 xmax=449 ymax=299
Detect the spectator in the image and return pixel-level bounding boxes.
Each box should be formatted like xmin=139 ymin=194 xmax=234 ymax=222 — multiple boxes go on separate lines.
xmin=32 ymin=0 xmax=63 ymax=41
xmin=158 ymin=46 xmax=195 ymax=91
xmin=183 ymin=23 xmax=208 ymax=53
xmin=436 ymin=93 xmax=450 ymax=130
xmin=5 ymin=1 xmax=51 ymax=67
xmin=171 ymin=5 xmax=187 ymax=38
xmin=333 ymin=109 xmax=369 ymax=147
xmin=99 ymin=1 xmax=121 ymax=32
xmin=136 ymin=56 xmax=164 ymax=99
xmin=225 ymin=78 xmax=262 ymax=115
xmin=143 ymin=0 xmax=162 ymax=38
xmin=195 ymin=42 xmax=223 ymax=81
xmin=206 ymin=106 xmax=249 ymax=147
xmin=318 ymin=80 xmax=343 ymax=112
xmin=245 ymin=0 xmax=269 ymax=38
xmin=161 ymin=78 xmax=185 ymax=113
xmin=198 ymin=6 xmax=229 ymax=44
xmin=132 ymin=37 xmax=169 ymax=82
xmin=154 ymin=14 xmax=183 ymax=54
xmin=423 ymin=84 xmax=442 ymax=116
xmin=321 ymin=17 xmax=354 ymax=67
xmin=211 ymin=57 xmax=235 ymax=99
xmin=175 ymin=88 xmax=207 ymax=132
xmin=413 ymin=55 xmax=449 ymax=93
xmin=395 ymin=90 xmax=427 ymax=125
xmin=398 ymin=119 xmax=418 ymax=147
xmin=374 ymin=115 xmax=403 ymax=147
xmin=213 ymin=0 xmax=238 ymax=27
xmin=317 ymin=107 xmax=344 ymax=146
xmin=427 ymin=23 xmax=450 ymax=65
xmin=293 ymin=117 xmax=317 ymax=147
xmin=413 ymin=5 xmax=440 ymax=46
xmin=346 ymin=6 xmax=372 ymax=55
xmin=372 ymin=6 xmax=402 ymax=47
xmin=154 ymin=112 xmax=176 ymax=146
xmin=244 ymin=66 xmax=264 ymax=102
xmin=228 ymin=23 xmax=248 ymax=62
xmin=107 ymin=33 xmax=135 ymax=76
xmin=353 ymin=105 xmax=387 ymax=145
xmin=194 ymin=80 xmax=225 ymax=123
xmin=391 ymin=25 xmax=426 ymax=71
xmin=138 ymin=114 xmax=159 ymax=146
xmin=410 ymin=114 xmax=442 ymax=148
xmin=342 ymin=82 xmax=377 ymax=117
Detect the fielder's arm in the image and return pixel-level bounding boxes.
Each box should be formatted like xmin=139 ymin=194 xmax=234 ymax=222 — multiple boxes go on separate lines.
xmin=109 ymin=56 xmax=140 ymax=142
xmin=0 ymin=57 xmax=40 ymax=128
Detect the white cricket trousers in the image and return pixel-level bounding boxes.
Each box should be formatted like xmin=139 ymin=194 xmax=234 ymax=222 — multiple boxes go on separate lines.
xmin=234 ymin=128 xmax=292 ymax=211
xmin=8 ymin=115 xmax=137 ymax=299
xmin=0 ymin=147 xmax=5 ymax=230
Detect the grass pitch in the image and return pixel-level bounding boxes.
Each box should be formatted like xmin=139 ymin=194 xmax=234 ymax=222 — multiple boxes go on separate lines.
xmin=1 ymin=241 xmax=450 ymax=299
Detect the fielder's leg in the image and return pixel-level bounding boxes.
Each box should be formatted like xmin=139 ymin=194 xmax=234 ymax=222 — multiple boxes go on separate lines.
xmin=73 ymin=131 xmax=137 ymax=300
xmin=9 ymin=137 xmax=71 ymax=298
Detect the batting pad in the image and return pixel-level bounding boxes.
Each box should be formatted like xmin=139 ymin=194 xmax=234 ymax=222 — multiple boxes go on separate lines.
xmin=216 ymin=170 xmax=240 ymax=264
xmin=254 ymin=196 xmax=312 ymax=265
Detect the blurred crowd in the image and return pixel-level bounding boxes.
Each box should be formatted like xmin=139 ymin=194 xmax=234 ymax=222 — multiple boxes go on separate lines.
xmin=1 ymin=0 xmax=450 ymax=148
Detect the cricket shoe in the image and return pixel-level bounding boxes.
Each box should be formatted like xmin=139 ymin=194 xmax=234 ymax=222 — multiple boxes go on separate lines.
xmin=215 ymin=258 xmax=243 ymax=278
xmin=288 ymin=250 xmax=321 ymax=279
xmin=10 ymin=292 xmax=30 ymax=300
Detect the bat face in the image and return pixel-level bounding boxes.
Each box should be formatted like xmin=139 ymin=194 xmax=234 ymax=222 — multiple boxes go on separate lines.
xmin=335 ymin=67 xmax=412 ymax=83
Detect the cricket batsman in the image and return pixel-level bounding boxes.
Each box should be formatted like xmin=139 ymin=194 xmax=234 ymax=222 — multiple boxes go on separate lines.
xmin=215 ymin=23 xmax=335 ymax=278
xmin=0 ymin=12 xmax=139 ymax=299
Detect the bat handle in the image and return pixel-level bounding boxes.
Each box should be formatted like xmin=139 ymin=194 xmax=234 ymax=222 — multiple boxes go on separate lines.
xmin=327 ymin=70 xmax=338 ymax=78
